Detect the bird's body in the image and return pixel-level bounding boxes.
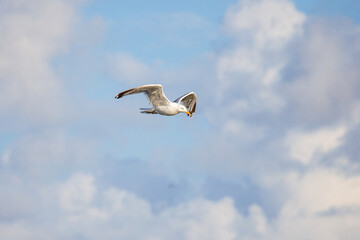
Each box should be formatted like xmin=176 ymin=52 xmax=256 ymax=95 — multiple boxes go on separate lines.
xmin=115 ymin=84 xmax=197 ymax=117
xmin=153 ymin=103 xmax=179 ymax=116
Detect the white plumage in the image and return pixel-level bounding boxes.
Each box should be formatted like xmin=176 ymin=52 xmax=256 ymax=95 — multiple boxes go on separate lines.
xmin=115 ymin=84 xmax=197 ymax=117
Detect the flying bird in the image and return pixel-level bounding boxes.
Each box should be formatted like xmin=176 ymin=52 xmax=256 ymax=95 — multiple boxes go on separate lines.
xmin=115 ymin=84 xmax=197 ymax=117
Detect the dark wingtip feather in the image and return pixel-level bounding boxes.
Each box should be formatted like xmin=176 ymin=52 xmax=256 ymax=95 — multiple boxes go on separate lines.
xmin=191 ymin=101 xmax=197 ymax=114
xmin=114 ymin=88 xmax=134 ymax=99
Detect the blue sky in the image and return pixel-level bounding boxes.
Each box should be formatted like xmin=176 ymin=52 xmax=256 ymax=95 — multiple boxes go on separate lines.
xmin=1 ymin=0 xmax=360 ymax=239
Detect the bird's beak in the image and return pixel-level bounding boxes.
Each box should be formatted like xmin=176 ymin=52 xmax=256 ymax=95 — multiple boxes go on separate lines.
xmin=186 ymin=111 xmax=191 ymax=117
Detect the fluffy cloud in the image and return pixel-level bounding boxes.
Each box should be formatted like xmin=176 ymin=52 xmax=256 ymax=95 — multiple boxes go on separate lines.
xmin=283 ymin=18 xmax=360 ymax=125
xmin=0 ymin=172 xmax=240 ymax=240
xmin=216 ymin=0 xmax=305 ymax=117
xmin=267 ymin=168 xmax=360 ymax=240
xmin=285 ymin=125 xmax=346 ymax=164
xmin=0 ymin=0 xmax=81 ymax=127
xmin=223 ymin=0 xmax=305 ymax=48
xmin=199 ymin=0 xmax=360 ymax=174
xmin=193 ymin=0 xmax=360 ymax=238
xmin=280 ymin=168 xmax=360 ymax=217
xmin=60 ymin=173 xmax=96 ymax=212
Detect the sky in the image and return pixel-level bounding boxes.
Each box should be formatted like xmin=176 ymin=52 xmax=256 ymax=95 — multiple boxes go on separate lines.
xmin=1 ymin=0 xmax=360 ymax=239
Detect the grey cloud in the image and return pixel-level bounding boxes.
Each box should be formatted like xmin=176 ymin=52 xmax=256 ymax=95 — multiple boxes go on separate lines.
xmin=0 ymin=0 xmax=85 ymax=129
xmin=1 ymin=132 xmax=97 ymax=180
xmin=282 ymin=18 xmax=360 ymax=127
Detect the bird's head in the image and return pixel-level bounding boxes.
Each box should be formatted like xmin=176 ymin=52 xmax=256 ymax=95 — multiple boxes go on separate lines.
xmin=178 ymin=105 xmax=191 ymax=117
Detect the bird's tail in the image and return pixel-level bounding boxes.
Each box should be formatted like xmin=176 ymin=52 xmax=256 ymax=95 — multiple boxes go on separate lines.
xmin=139 ymin=108 xmax=157 ymax=114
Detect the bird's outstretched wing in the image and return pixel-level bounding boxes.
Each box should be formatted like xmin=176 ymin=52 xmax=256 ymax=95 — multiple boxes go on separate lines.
xmin=174 ymin=92 xmax=197 ymax=115
xmin=115 ymin=84 xmax=170 ymax=107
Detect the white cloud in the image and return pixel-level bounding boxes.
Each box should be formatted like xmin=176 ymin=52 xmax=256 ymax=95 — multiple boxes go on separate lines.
xmin=273 ymin=213 xmax=360 ymax=240
xmin=192 ymin=3 xmax=360 ymax=239
xmin=266 ymin=168 xmax=360 ymax=240
xmin=2 ymin=169 xmax=360 ymax=240
xmin=57 ymin=176 xmax=245 ymax=240
xmin=0 ymin=222 xmax=31 ymax=240
xmin=1 ymin=132 xmax=97 ymax=179
xmin=102 ymin=188 xmax=152 ymax=220
xmin=194 ymin=0 xmax=308 ymax=178
xmin=0 ymin=0 xmax=83 ymax=126
xmin=60 ymin=173 xmax=96 ymax=212
xmin=156 ymin=197 xmax=238 ymax=240
xmin=283 ymin=19 xmax=360 ymax=125
xmin=199 ymin=0 xmax=360 ymax=176
xmin=215 ymin=0 xmax=305 ymax=114
xmin=217 ymin=47 xmax=262 ymax=76
xmin=285 ymin=126 xmax=347 ymax=164
xmin=0 ymin=173 xmax=242 ymax=240
xmin=223 ymin=0 xmax=305 ymax=48
xmin=247 ymin=204 xmax=268 ymax=235
xmin=280 ymin=168 xmax=360 ymax=217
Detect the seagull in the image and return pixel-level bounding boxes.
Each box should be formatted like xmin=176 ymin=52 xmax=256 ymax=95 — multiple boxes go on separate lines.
xmin=115 ymin=84 xmax=197 ymax=117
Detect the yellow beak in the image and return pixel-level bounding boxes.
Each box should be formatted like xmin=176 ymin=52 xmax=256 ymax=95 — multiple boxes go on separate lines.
xmin=186 ymin=111 xmax=191 ymax=116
